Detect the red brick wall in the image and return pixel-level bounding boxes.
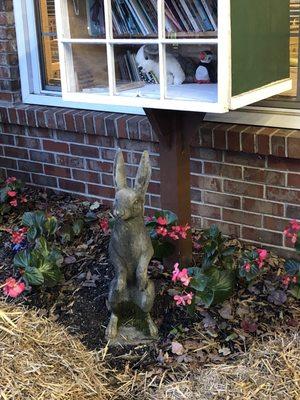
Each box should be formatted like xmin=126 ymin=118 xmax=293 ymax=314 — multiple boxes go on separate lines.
xmin=0 ymin=105 xmax=300 ymax=258
xmin=0 ymin=0 xmax=21 ymax=104
xmin=0 ymin=3 xmax=300 ymax=258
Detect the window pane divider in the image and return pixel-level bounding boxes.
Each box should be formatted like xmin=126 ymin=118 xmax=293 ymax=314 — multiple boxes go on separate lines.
xmin=104 ymin=0 xmax=115 ymax=96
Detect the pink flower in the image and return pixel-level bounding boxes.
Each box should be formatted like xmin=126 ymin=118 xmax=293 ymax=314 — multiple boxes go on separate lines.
xmin=156 ymin=226 xmax=168 ymax=237
xmin=21 ymin=195 xmax=27 ymax=203
xmin=292 ymin=234 xmax=298 ymax=244
xmin=11 ymin=227 xmax=27 ymax=244
xmin=171 ymin=224 xmax=191 ymax=239
xmin=99 ymin=218 xmax=110 ymax=234
xmin=291 ymin=219 xmax=300 ymax=231
xmin=292 ymin=276 xmax=298 ymax=284
xmin=145 ymin=216 xmax=154 ymax=222
xmin=172 ymin=263 xmax=191 ymax=286
xmin=168 ymin=231 xmax=179 ymax=240
xmin=174 ymin=292 xmax=194 ymax=306
xmin=7 ymin=191 xmax=17 ymax=197
xmin=245 ymin=263 xmax=251 ymax=272
xmin=282 ymin=275 xmax=291 ymax=287
xmin=157 ymin=216 xmax=168 ymax=226
xmin=193 ymin=241 xmax=202 ymax=250
xmin=10 ymin=199 xmax=18 ymax=207
xmin=3 ymin=277 xmax=26 ymax=298
xmin=5 ymin=177 xmax=17 ymax=184
xmin=257 ymin=249 xmax=267 ymax=260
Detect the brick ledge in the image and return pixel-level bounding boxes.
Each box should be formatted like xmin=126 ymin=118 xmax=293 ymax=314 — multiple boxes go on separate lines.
xmin=0 ymin=104 xmax=299 ymax=159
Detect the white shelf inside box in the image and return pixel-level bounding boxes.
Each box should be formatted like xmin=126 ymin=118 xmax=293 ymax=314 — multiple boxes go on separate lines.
xmin=83 ymin=83 xmax=218 ymax=102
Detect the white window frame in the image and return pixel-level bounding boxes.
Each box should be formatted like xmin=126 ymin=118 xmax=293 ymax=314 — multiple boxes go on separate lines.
xmin=13 ymin=0 xmax=300 ymax=129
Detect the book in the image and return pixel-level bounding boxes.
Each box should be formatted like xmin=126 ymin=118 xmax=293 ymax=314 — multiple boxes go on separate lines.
xmin=112 ymin=0 xmax=218 ymax=37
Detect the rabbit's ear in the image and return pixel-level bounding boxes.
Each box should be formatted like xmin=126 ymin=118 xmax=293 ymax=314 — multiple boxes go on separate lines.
xmin=114 ymin=150 xmax=127 ymax=190
xmin=134 ymin=151 xmax=151 ymax=195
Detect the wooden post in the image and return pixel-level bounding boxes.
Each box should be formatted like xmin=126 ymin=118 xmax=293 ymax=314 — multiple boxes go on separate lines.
xmin=144 ymin=109 xmax=205 ymax=265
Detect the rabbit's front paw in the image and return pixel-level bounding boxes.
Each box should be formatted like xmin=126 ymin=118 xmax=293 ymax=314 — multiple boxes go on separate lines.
xmin=115 ymin=277 xmax=126 ymax=294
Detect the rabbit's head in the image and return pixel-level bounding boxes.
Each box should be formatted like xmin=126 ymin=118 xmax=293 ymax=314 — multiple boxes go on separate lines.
xmin=113 ymin=150 xmax=151 ymax=221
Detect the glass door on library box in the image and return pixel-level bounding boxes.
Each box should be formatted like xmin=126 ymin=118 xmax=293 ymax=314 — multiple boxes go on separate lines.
xmin=54 ymin=0 xmax=292 ymax=113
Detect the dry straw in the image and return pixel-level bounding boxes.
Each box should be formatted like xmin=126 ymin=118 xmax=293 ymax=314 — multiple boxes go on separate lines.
xmin=0 ymin=301 xmax=133 ymax=400
xmin=0 ymin=300 xmax=299 ymax=400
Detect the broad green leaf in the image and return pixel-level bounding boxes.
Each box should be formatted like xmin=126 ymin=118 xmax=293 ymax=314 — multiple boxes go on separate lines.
xmin=27 ymin=226 xmax=38 ymax=242
xmin=39 ymin=261 xmax=62 ymax=287
xmin=222 ymin=247 xmax=236 ymax=257
xmin=14 ymin=250 xmax=31 ymax=270
xmin=198 ymin=289 xmax=214 ymax=307
xmin=0 ymin=187 xmax=8 ymax=202
xmin=190 ymin=274 xmax=209 ymax=292
xmin=72 ymin=219 xmax=84 ymax=236
xmin=284 ymin=259 xmax=300 ymax=276
xmin=24 ymin=266 xmax=44 ymax=286
xmin=289 ymin=284 xmax=300 ymax=300
xmin=45 ymin=216 xmax=58 ymax=236
xmin=209 ymin=269 xmax=235 ymax=304
xmin=22 ymin=212 xmax=36 ymax=227
xmin=36 ymin=237 xmax=49 ymax=257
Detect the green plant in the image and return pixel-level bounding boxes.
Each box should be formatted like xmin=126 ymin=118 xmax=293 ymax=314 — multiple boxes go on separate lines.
xmin=239 ymin=249 xmax=268 ymax=282
xmin=59 ymin=218 xmax=85 ymax=243
xmin=188 ymin=266 xmax=235 ymax=307
xmin=0 ymin=176 xmax=27 ymax=218
xmin=145 ymin=210 xmax=190 ymax=260
xmin=282 ymin=220 xmax=300 ymax=299
xmin=13 ymin=211 xmax=63 ymax=287
xmin=199 ymin=225 xmax=237 ymax=271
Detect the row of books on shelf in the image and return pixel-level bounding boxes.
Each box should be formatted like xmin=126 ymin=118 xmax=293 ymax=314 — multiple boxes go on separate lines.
xmin=117 ymin=50 xmax=159 ymax=87
xmin=92 ymin=0 xmax=217 ymax=37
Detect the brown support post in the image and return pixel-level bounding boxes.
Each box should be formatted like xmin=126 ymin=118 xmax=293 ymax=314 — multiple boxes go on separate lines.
xmin=144 ymin=109 xmax=205 ymax=265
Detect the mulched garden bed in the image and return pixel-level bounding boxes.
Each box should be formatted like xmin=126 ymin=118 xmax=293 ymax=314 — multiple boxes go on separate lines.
xmin=0 ymin=186 xmax=299 ymax=399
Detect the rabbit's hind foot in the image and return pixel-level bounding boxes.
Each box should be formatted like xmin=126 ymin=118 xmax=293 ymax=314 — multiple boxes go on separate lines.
xmin=147 ymin=314 xmax=158 ymax=338
xmin=105 ymin=313 xmax=118 ymax=339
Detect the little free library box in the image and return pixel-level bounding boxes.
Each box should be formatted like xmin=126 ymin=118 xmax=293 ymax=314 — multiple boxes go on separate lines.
xmin=55 ymin=0 xmax=291 ymax=113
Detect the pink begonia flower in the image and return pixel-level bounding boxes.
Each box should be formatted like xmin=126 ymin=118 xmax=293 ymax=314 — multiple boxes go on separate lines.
xmin=99 ymin=218 xmax=110 ymax=233
xmin=292 ymin=276 xmax=298 ymax=283
xmin=168 ymin=231 xmax=179 ymax=240
xmin=3 ymin=277 xmax=26 ymax=298
xmin=282 ymin=275 xmax=291 ymax=287
xmin=172 ymin=263 xmax=191 ymax=286
xmin=156 ymin=216 xmax=168 ymax=226
xmin=292 ymin=234 xmax=298 ymax=244
xmin=291 ymin=219 xmax=300 ymax=231
xmin=245 ymin=263 xmax=251 ymax=272
xmin=174 ymin=292 xmax=194 ymax=306
xmin=21 ymin=195 xmax=28 ymax=203
xmin=145 ymin=216 xmax=154 ymax=222
xmin=171 ymin=224 xmax=191 ymax=239
xmin=5 ymin=177 xmax=17 ymax=184
xmin=7 ymin=191 xmax=17 ymax=198
xmin=9 ymin=199 xmax=18 ymax=207
xmin=156 ymin=226 xmax=168 ymax=237
xmin=256 ymin=249 xmax=268 ymax=269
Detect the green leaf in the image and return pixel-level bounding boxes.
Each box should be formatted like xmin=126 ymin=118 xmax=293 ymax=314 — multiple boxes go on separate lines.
xmin=14 ymin=250 xmax=31 ymax=270
xmin=72 ymin=219 xmax=84 ymax=236
xmin=45 ymin=216 xmax=58 ymax=236
xmin=190 ymin=274 xmax=209 ymax=292
xmin=209 ymin=224 xmax=219 ymax=239
xmin=198 ymin=289 xmax=214 ymax=307
xmin=85 ymin=211 xmax=98 ymax=222
xmin=209 ymin=269 xmax=235 ymax=304
xmin=39 ymin=261 xmax=62 ymax=287
xmin=36 ymin=237 xmax=50 ymax=257
xmin=27 ymin=226 xmax=38 ymax=242
xmin=24 ymin=267 xmax=44 ymax=286
xmin=289 ymin=284 xmax=300 ymax=300
xmin=285 ymin=259 xmax=300 ymax=276
xmin=0 ymin=187 xmax=8 ymax=203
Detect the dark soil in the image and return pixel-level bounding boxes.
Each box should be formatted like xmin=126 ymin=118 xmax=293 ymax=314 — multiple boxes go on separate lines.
xmin=0 ymin=187 xmax=299 ymax=373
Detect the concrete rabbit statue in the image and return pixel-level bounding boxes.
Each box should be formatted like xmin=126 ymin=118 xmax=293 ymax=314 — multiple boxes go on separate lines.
xmin=105 ymin=149 xmax=158 ymax=340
